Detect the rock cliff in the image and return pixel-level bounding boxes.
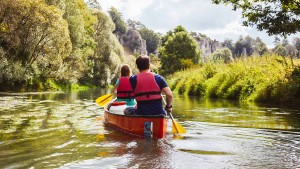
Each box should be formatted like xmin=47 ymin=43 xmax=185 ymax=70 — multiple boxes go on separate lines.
xmin=195 ymin=36 xmax=223 ymax=62
xmin=119 ymin=29 xmax=147 ymax=55
xmin=118 ymin=29 xmax=223 ymax=60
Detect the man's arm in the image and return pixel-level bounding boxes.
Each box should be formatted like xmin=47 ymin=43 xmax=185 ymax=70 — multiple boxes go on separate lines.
xmin=162 ymin=86 xmax=173 ymax=112
xmin=129 ymin=75 xmax=137 ymax=90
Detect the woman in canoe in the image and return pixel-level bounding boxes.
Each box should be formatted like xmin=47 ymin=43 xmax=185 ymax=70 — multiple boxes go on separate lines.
xmin=114 ymin=64 xmax=136 ymax=106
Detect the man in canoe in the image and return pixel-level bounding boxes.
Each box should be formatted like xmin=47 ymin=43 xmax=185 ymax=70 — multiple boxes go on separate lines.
xmin=124 ymin=55 xmax=173 ymax=116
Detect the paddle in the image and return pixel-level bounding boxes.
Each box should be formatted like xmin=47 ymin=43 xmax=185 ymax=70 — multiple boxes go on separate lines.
xmin=162 ymin=97 xmax=186 ymax=134
xmin=95 ymin=94 xmax=113 ymax=106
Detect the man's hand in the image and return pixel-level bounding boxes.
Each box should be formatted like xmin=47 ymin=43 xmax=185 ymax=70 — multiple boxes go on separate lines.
xmin=165 ymin=105 xmax=172 ymax=113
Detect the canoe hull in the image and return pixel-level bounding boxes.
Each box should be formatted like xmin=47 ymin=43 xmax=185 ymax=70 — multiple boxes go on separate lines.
xmin=104 ymin=111 xmax=167 ymax=139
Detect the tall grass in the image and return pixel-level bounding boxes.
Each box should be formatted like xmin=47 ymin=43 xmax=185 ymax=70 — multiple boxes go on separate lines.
xmin=168 ymin=55 xmax=300 ymax=104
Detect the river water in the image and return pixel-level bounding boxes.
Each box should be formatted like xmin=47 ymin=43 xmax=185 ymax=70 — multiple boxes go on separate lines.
xmin=0 ymin=89 xmax=299 ymax=169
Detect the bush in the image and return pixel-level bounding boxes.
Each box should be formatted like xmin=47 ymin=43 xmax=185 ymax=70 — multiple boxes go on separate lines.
xmin=168 ymin=55 xmax=300 ymax=104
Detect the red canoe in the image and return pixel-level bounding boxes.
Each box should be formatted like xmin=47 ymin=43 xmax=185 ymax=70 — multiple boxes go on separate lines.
xmin=104 ymin=102 xmax=168 ymax=139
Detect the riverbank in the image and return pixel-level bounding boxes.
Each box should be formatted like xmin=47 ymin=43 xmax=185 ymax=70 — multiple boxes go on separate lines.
xmin=0 ymin=79 xmax=96 ymax=92
xmin=168 ymin=55 xmax=300 ymax=106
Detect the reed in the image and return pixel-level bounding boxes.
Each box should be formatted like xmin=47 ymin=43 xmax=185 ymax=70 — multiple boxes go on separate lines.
xmin=168 ymin=55 xmax=300 ymax=104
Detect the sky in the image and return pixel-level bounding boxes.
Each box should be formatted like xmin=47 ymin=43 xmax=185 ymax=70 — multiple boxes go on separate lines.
xmin=98 ymin=0 xmax=300 ymax=48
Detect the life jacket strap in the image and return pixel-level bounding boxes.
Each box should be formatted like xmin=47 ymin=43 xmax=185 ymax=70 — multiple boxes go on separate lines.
xmin=136 ymin=98 xmax=162 ymax=103
xmin=135 ymin=91 xmax=161 ymax=98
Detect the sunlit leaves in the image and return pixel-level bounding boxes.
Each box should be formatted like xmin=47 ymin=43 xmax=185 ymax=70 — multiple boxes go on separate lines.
xmin=0 ymin=0 xmax=71 ymax=81
xmin=293 ymin=38 xmax=300 ymax=57
xmin=0 ymin=0 xmax=129 ymax=90
xmin=212 ymin=0 xmax=300 ymax=36
xmin=43 ymin=0 xmax=99 ymax=83
xmin=138 ymin=28 xmax=160 ymax=54
xmin=233 ymin=36 xmax=268 ymax=57
xmin=273 ymin=38 xmax=299 ymax=58
xmin=159 ymin=26 xmax=201 ymax=75
xmin=169 ymin=55 xmax=300 ymax=103
xmin=210 ymin=48 xmax=233 ymax=64
xmin=92 ymin=10 xmax=125 ymax=85
xmin=108 ymin=7 xmax=127 ymax=35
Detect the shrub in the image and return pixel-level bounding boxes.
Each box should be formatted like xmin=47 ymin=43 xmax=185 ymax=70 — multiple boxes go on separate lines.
xmin=167 ymin=55 xmax=300 ymax=104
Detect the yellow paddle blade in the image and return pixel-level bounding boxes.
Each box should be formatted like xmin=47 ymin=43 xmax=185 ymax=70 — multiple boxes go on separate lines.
xmin=95 ymin=94 xmax=113 ymax=106
xmin=172 ymin=119 xmax=186 ymax=134
xmin=97 ymin=97 xmax=113 ymax=106
xmin=96 ymin=94 xmax=112 ymax=103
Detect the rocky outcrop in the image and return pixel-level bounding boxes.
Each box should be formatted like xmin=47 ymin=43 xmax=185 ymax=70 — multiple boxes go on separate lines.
xmin=119 ymin=29 xmax=147 ymax=55
xmin=118 ymin=29 xmax=223 ymax=60
xmin=194 ymin=36 xmax=223 ymax=62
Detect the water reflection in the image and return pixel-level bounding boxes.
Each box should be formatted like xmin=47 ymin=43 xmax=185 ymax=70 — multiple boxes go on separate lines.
xmin=100 ymin=121 xmax=181 ymax=168
xmin=0 ymin=89 xmax=107 ymax=169
xmin=173 ymin=95 xmax=300 ymax=131
xmin=0 ymin=90 xmax=299 ymax=168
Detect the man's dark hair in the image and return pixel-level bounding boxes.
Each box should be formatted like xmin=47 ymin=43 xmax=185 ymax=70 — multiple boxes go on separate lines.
xmin=136 ymin=55 xmax=150 ymax=71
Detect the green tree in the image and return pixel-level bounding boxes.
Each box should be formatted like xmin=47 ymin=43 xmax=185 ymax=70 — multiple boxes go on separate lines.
xmin=254 ymin=37 xmax=268 ymax=56
xmin=210 ymin=48 xmax=233 ymax=63
xmin=127 ymin=19 xmax=146 ymax=30
xmin=223 ymin=38 xmax=234 ymax=54
xmin=45 ymin=0 xmax=97 ymax=83
xmin=91 ymin=10 xmax=124 ymax=85
xmin=234 ymin=36 xmax=255 ymax=57
xmin=293 ymin=38 xmax=300 ymax=57
xmin=0 ymin=48 xmax=30 ymax=86
xmin=161 ymin=26 xmax=187 ymax=46
xmin=285 ymin=44 xmax=298 ymax=58
xmin=190 ymin=32 xmax=208 ymax=41
xmin=108 ymin=7 xmax=127 ymax=36
xmin=139 ymin=28 xmax=160 ymax=54
xmin=212 ymin=0 xmax=300 ymax=36
xmin=274 ymin=36 xmax=281 ymax=46
xmin=233 ymin=36 xmax=267 ymax=57
xmin=282 ymin=38 xmax=289 ymax=46
xmin=0 ymin=0 xmax=71 ymax=82
xmin=126 ymin=19 xmax=160 ymax=54
xmin=159 ymin=26 xmax=201 ymax=75
xmin=273 ymin=38 xmax=297 ymax=58
xmin=86 ymin=0 xmax=102 ymax=10
xmin=274 ymin=44 xmax=288 ymax=57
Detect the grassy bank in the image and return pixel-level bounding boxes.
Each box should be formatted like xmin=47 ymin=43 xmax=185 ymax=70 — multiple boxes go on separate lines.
xmin=168 ymin=55 xmax=300 ymax=105
xmin=0 ymin=79 xmax=95 ymax=92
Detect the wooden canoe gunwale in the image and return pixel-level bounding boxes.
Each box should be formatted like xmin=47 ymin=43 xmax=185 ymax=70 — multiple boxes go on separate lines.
xmin=106 ymin=111 xmax=165 ymax=118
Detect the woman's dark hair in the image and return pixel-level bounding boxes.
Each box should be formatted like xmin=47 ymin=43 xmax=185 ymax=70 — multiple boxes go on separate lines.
xmin=121 ymin=64 xmax=131 ymax=76
xmin=136 ymin=55 xmax=150 ymax=71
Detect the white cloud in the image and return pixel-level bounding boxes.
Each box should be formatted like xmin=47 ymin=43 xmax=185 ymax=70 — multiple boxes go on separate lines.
xmin=100 ymin=0 xmax=154 ymax=20
xmin=123 ymin=0 xmax=155 ymax=19
xmin=98 ymin=0 xmax=299 ymax=47
xmin=200 ymin=20 xmax=251 ymax=41
xmin=100 ymin=0 xmax=124 ymax=11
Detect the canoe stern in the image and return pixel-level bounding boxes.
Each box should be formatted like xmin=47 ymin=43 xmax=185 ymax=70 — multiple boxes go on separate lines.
xmin=104 ymin=111 xmax=167 ymax=139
